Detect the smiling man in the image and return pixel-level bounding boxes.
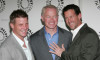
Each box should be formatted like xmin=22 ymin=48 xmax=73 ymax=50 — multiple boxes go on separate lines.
xmin=49 ymin=4 xmax=100 ymax=60
xmin=29 ymin=5 xmax=72 ymax=60
xmin=0 ymin=9 xmax=35 ymax=60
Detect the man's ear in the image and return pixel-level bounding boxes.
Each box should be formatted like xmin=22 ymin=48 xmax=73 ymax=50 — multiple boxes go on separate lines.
xmin=41 ymin=16 xmax=45 ymax=25
xmin=10 ymin=23 xmax=14 ymax=29
xmin=78 ymin=13 xmax=82 ymax=20
xmin=41 ymin=16 xmax=44 ymax=22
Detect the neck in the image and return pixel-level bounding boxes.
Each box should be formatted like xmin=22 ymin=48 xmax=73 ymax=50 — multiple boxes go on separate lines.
xmin=45 ymin=27 xmax=57 ymax=36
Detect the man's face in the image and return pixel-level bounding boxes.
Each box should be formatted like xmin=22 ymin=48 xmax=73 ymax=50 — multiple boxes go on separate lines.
xmin=64 ymin=9 xmax=82 ymax=30
xmin=41 ymin=8 xmax=58 ymax=30
xmin=10 ymin=17 xmax=29 ymax=39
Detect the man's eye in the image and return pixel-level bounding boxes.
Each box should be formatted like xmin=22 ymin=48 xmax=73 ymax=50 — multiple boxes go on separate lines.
xmin=53 ymin=16 xmax=57 ymax=18
xmin=46 ymin=16 xmax=50 ymax=18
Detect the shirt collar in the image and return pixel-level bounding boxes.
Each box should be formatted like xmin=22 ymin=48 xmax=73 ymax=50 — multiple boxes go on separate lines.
xmin=44 ymin=27 xmax=58 ymax=35
xmin=12 ymin=32 xmax=28 ymax=47
xmin=71 ymin=23 xmax=85 ymax=40
xmin=71 ymin=23 xmax=85 ymax=34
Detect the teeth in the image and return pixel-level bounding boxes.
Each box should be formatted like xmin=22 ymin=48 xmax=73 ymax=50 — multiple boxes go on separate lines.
xmin=70 ymin=23 xmax=74 ymax=25
xmin=21 ymin=30 xmax=26 ymax=32
xmin=50 ymin=23 xmax=54 ymax=24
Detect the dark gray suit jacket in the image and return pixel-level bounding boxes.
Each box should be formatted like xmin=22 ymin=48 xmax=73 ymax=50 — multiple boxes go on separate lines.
xmin=29 ymin=27 xmax=72 ymax=60
xmin=0 ymin=33 xmax=35 ymax=60
xmin=61 ymin=24 xmax=100 ymax=60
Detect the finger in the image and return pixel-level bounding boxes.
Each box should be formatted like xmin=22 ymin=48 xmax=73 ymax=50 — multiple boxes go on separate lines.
xmin=49 ymin=51 xmax=55 ymax=54
xmin=62 ymin=44 xmax=65 ymax=50
xmin=49 ymin=46 xmax=55 ymax=51
xmin=50 ymin=43 xmax=56 ymax=49
xmin=53 ymin=42 xmax=59 ymax=48
xmin=62 ymin=44 xmax=64 ymax=49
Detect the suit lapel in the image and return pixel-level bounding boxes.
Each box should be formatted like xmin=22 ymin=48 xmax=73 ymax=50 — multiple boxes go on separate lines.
xmin=38 ymin=27 xmax=53 ymax=60
xmin=55 ymin=27 xmax=66 ymax=60
xmin=69 ymin=24 xmax=87 ymax=47
xmin=71 ymin=31 xmax=80 ymax=46
xmin=39 ymin=27 xmax=50 ymax=50
xmin=0 ymin=34 xmax=27 ymax=60
xmin=9 ymin=34 xmax=27 ymax=59
xmin=57 ymin=27 xmax=64 ymax=48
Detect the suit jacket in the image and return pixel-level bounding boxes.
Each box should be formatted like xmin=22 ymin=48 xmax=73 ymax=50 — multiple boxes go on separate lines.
xmin=94 ymin=40 xmax=100 ymax=60
xmin=0 ymin=33 xmax=35 ymax=60
xmin=29 ymin=27 xmax=72 ymax=60
xmin=61 ymin=24 xmax=100 ymax=60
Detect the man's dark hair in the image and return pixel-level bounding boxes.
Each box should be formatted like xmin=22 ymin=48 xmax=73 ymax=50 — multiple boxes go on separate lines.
xmin=10 ymin=9 xmax=28 ymax=24
xmin=62 ymin=4 xmax=81 ymax=17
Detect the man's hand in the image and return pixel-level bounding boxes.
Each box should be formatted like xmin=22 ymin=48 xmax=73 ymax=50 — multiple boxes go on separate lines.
xmin=49 ymin=42 xmax=65 ymax=57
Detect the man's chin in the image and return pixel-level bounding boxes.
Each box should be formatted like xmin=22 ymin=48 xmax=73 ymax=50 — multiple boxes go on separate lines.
xmin=22 ymin=34 xmax=27 ymax=37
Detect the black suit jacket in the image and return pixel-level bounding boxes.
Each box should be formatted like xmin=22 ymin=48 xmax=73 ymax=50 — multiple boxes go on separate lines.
xmin=61 ymin=24 xmax=99 ymax=60
xmin=29 ymin=27 xmax=72 ymax=60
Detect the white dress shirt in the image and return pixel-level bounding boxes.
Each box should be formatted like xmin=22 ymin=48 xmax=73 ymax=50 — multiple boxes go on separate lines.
xmin=71 ymin=23 xmax=85 ymax=41
xmin=12 ymin=32 xmax=32 ymax=60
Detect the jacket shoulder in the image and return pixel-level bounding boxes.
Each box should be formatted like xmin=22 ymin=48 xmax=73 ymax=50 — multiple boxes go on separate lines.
xmin=0 ymin=35 xmax=11 ymax=47
xmin=58 ymin=27 xmax=72 ymax=35
xmin=30 ymin=29 xmax=41 ymax=38
xmin=81 ymin=25 xmax=98 ymax=35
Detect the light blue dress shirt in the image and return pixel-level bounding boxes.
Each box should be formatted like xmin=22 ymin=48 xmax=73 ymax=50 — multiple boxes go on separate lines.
xmin=44 ymin=27 xmax=59 ymax=60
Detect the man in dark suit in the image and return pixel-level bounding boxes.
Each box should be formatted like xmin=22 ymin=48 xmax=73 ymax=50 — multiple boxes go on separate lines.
xmin=49 ymin=4 xmax=100 ymax=60
xmin=0 ymin=9 xmax=35 ymax=60
xmin=29 ymin=5 xmax=72 ymax=60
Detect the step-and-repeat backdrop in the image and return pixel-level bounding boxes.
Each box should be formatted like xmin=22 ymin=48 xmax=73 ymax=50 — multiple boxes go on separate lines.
xmin=0 ymin=0 xmax=100 ymax=42
xmin=80 ymin=0 xmax=100 ymax=38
